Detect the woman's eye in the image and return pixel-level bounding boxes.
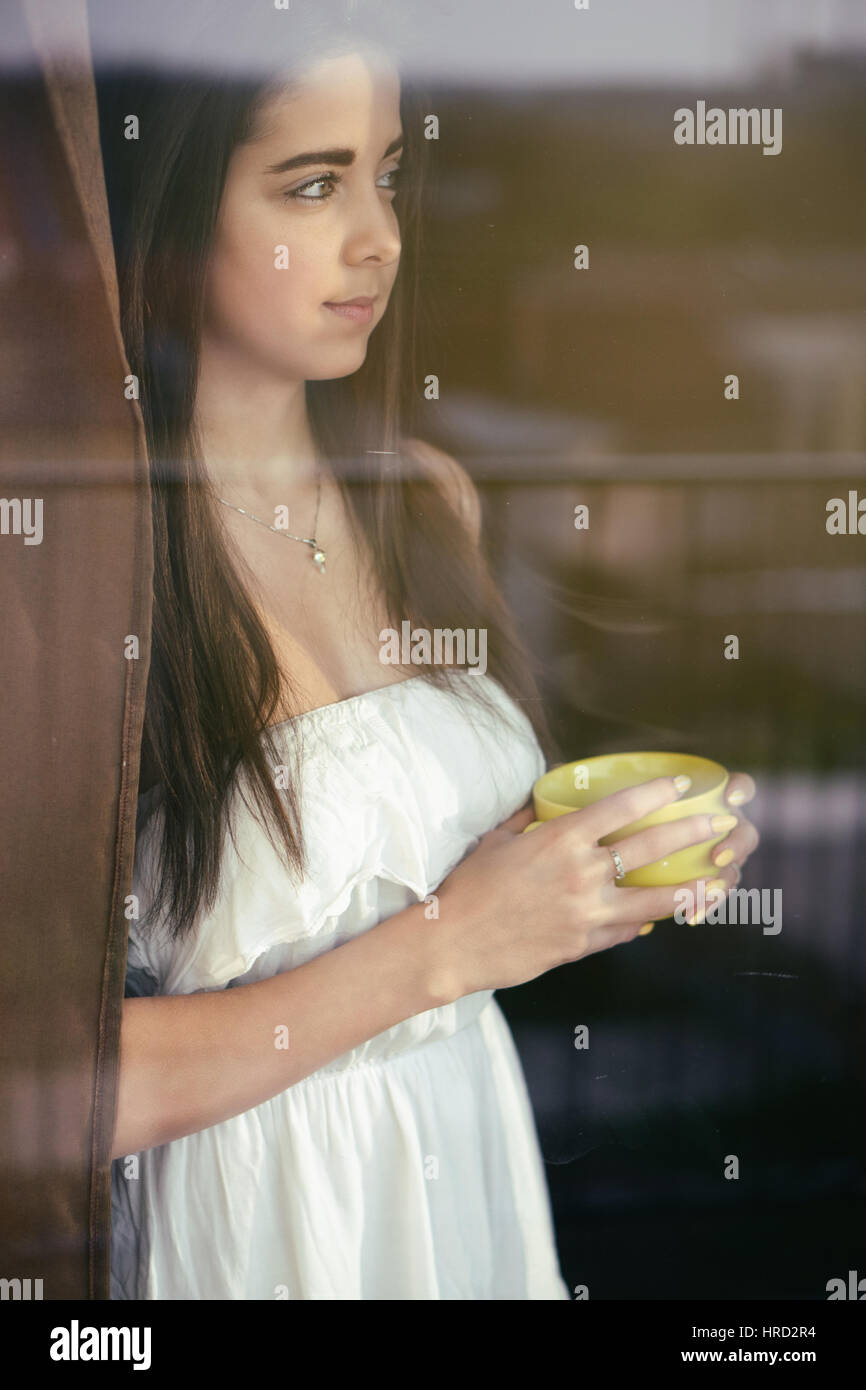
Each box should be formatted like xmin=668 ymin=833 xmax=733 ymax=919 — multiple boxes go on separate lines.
xmin=281 ymin=166 xmax=402 ymax=204
xmin=377 ymin=166 xmax=401 ymax=193
xmin=283 ymin=173 xmax=340 ymax=202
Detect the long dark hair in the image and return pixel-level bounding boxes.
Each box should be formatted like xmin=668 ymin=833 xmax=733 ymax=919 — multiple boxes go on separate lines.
xmin=96 ymin=0 xmax=556 ymax=941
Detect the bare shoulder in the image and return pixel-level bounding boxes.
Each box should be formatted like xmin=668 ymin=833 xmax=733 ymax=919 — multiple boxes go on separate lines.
xmin=402 ymin=436 xmax=482 ymax=545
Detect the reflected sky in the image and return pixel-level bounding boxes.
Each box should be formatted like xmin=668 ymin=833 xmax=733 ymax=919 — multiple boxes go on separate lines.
xmin=4 ymin=1 xmax=866 ymax=85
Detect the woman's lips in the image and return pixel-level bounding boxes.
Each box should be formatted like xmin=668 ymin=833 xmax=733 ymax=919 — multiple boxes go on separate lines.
xmin=323 ymin=299 xmax=375 ymax=324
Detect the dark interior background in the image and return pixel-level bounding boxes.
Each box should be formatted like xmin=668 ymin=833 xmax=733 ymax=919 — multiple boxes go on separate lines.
xmin=410 ymin=4 xmax=866 ymax=1300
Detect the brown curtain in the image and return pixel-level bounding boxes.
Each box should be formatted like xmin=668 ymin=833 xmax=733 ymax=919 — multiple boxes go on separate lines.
xmin=0 ymin=0 xmax=151 ymax=1299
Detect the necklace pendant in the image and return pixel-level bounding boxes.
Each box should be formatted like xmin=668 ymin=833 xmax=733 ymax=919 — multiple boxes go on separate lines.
xmin=312 ymin=547 xmax=326 ymax=574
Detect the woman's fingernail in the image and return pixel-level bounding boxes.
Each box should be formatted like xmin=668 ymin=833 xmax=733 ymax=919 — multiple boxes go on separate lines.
xmin=688 ymin=878 xmax=728 ymax=925
xmin=638 ymin=922 xmax=655 ymax=936
xmin=711 ymin=813 xmax=739 ymax=833
xmin=713 ymin=848 xmax=735 ymax=867
xmin=674 ymin=775 xmax=692 ymax=794
xmin=727 ymin=788 xmax=746 ymax=805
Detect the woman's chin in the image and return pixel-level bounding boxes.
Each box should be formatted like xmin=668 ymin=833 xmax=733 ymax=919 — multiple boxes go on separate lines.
xmin=304 ymin=344 xmax=370 ymax=381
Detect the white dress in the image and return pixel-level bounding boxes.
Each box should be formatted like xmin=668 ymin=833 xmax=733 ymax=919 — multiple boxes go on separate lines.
xmin=110 ymin=671 xmax=571 ymax=1300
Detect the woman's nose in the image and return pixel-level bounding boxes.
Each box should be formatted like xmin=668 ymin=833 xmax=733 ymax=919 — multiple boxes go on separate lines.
xmin=343 ymin=191 xmax=401 ymax=266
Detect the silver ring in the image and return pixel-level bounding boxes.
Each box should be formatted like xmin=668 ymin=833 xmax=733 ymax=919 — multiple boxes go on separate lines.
xmin=608 ymin=847 xmax=626 ymax=881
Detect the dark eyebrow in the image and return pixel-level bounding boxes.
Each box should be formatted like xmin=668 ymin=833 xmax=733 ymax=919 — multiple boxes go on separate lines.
xmin=264 ymin=134 xmax=403 ymax=176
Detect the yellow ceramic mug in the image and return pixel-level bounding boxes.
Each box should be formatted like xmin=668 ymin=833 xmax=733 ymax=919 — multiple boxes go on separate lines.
xmin=523 ymin=751 xmax=730 ymax=887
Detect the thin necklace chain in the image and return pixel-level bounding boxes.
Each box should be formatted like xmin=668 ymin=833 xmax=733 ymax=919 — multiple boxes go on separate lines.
xmin=217 ymin=471 xmax=326 ymax=574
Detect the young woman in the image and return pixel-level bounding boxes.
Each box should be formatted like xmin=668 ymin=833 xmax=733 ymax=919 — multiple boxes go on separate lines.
xmin=102 ymin=2 xmax=758 ymax=1300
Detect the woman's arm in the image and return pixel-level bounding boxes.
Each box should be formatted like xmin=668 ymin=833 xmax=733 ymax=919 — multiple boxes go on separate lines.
xmin=111 ymin=900 xmax=452 ymax=1159
xmin=113 ymin=776 xmax=760 ymax=1159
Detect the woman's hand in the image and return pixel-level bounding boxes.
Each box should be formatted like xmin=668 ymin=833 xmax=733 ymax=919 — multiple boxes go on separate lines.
xmin=547 ymin=765 xmax=761 ymax=935
xmin=432 ymin=774 xmax=752 ymax=998
xmin=711 ymin=770 xmax=760 ymax=870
